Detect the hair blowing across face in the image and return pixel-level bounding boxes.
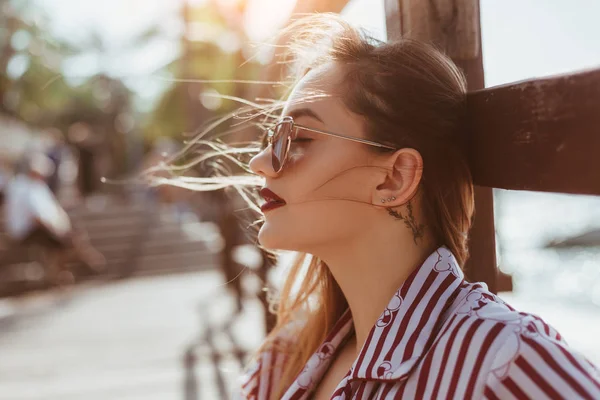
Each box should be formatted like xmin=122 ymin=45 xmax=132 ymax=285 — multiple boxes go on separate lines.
xmin=251 ymin=14 xmax=474 ymax=397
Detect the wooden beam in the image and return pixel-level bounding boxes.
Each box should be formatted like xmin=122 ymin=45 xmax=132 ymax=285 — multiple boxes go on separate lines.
xmin=385 ymin=0 xmax=480 ymax=60
xmin=385 ymin=0 xmax=402 ymax=40
xmin=385 ymin=0 xmax=498 ymax=291
xmin=468 ymin=67 xmax=600 ymax=195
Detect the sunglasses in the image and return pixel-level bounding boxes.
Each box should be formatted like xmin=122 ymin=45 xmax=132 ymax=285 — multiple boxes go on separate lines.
xmin=263 ymin=116 xmax=397 ymax=173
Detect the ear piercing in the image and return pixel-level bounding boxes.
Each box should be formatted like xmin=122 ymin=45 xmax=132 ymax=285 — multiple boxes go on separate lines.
xmin=381 ymin=196 xmax=396 ymax=203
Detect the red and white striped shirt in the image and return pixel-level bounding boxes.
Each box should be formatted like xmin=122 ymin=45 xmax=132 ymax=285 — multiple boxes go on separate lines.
xmin=239 ymin=247 xmax=600 ymax=399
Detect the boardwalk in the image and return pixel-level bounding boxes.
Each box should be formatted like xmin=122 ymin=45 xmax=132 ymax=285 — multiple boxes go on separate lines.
xmin=0 ymin=271 xmax=265 ymax=400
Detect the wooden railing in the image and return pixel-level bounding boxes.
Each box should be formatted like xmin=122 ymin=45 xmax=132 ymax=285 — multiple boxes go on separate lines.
xmin=385 ymin=0 xmax=600 ymax=293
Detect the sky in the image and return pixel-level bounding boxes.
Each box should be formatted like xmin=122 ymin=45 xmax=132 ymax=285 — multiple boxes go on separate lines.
xmin=28 ymin=0 xmax=600 ymax=102
xmin=342 ymin=0 xmax=600 ymax=87
xmin=29 ymin=0 xmax=297 ymax=110
xmin=34 ymin=0 xmax=296 ymax=73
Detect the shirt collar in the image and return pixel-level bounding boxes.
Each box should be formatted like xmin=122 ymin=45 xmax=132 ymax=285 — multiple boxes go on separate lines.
xmin=281 ymin=247 xmax=466 ymax=398
xmin=348 ymin=246 xmax=465 ymax=382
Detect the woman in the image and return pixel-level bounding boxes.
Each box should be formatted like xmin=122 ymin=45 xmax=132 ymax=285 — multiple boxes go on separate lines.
xmin=207 ymin=14 xmax=600 ymax=399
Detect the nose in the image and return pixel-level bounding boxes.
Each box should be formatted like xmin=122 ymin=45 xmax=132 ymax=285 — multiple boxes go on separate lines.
xmin=249 ymin=145 xmax=279 ymax=178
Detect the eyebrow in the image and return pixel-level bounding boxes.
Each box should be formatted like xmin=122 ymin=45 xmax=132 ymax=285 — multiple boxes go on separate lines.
xmin=285 ymin=108 xmax=325 ymax=123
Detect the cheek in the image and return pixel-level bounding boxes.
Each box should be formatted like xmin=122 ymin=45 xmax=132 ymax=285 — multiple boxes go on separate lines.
xmin=257 ymin=145 xmax=376 ymax=251
xmin=285 ymin=147 xmax=312 ymax=172
xmin=285 ymin=144 xmax=349 ymax=190
xmin=288 ymin=145 xmax=309 ymax=159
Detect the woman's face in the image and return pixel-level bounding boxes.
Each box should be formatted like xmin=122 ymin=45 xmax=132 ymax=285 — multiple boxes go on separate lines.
xmin=249 ymin=62 xmax=387 ymax=254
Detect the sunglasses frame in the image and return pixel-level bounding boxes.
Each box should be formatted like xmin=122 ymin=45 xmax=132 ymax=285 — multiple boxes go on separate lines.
xmin=266 ymin=116 xmax=397 ymax=173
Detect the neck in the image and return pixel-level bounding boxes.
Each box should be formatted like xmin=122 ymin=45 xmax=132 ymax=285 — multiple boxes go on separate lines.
xmin=313 ymin=223 xmax=436 ymax=354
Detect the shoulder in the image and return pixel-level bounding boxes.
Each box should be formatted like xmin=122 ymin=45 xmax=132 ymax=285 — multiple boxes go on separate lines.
xmin=436 ymin=283 xmax=535 ymax=350
xmin=239 ymin=338 xmax=290 ymax=400
xmin=484 ymin=315 xmax=600 ymax=399
xmin=442 ymin=283 xmax=600 ymax=399
xmin=239 ymin=320 xmax=304 ymax=399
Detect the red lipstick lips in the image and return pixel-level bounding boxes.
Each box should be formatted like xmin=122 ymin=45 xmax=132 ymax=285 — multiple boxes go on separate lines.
xmin=259 ymin=188 xmax=286 ymax=212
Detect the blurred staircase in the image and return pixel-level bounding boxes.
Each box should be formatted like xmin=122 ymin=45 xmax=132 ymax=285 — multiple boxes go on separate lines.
xmin=0 ymin=194 xmax=222 ymax=296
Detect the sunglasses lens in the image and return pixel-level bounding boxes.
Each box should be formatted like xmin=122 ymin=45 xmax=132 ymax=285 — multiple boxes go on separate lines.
xmin=271 ymin=121 xmax=291 ymax=172
xmin=260 ymin=130 xmax=269 ymax=151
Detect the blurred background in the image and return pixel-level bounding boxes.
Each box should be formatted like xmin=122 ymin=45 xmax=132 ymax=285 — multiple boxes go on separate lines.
xmin=0 ymin=0 xmax=599 ymax=398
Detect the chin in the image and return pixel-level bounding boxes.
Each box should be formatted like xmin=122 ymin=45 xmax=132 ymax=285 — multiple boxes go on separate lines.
xmin=257 ymin=222 xmax=313 ymax=253
xmin=257 ymin=223 xmax=286 ymax=250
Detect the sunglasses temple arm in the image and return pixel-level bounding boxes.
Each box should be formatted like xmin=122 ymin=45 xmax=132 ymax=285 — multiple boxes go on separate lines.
xmin=301 ymin=126 xmax=395 ymax=150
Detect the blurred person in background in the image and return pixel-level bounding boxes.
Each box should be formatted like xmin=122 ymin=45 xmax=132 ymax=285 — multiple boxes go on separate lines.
xmin=0 ymin=156 xmax=12 ymax=207
xmin=3 ymin=153 xmax=106 ymax=286
xmin=44 ymin=130 xmax=67 ymax=195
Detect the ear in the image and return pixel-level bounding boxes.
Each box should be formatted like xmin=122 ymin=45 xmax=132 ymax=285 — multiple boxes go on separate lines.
xmin=373 ymin=148 xmax=423 ymax=206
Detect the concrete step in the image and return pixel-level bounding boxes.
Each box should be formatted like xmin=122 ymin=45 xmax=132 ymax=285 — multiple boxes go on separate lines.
xmin=76 ymin=215 xmax=147 ymax=230
xmin=68 ymin=202 xmax=147 ymax=219
xmin=0 ymin=249 xmax=218 ymax=287
xmin=108 ymin=251 xmax=218 ymax=276
xmin=86 ymin=230 xmax=146 ymax=246
xmin=91 ymin=240 xmax=211 ymax=261
xmin=139 ymin=241 xmax=210 ymax=257
xmin=132 ymin=260 xmax=218 ymax=277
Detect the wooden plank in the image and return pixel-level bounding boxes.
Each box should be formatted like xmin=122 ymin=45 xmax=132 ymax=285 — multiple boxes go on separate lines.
xmin=385 ymin=0 xmax=498 ymax=291
xmin=464 ymin=187 xmax=498 ymax=289
xmin=468 ymin=67 xmax=600 ymax=195
xmin=386 ymin=0 xmax=480 ymax=59
xmin=385 ymin=0 xmax=402 ymax=40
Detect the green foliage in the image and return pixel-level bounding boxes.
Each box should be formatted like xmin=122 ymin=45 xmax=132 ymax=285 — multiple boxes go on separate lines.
xmin=0 ymin=2 xmax=92 ymax=127
xmin=141 ymin=3 xmax=264 ymax=143
xmin=1 ymin=0 xmax=266 ymax=168
xmin=142 ymin=82 xmax=187 ymax=141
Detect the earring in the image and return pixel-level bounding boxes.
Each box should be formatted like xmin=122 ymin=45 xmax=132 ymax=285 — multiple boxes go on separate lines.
xmin=387 ymin=196 xmax=396 ymax=202
xmin=381 ymin=199 xmax=386 ymax=203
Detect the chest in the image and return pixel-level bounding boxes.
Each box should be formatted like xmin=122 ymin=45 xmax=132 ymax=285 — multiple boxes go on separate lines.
xmin=311 ymin=343 xmax=356 ymax=400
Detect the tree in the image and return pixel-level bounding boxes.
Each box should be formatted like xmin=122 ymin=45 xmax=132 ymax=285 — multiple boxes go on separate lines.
xmin=0 ymin=0 xmax=81 ymax=123
xmin=142 ymin=1 xmax=262 ymax=143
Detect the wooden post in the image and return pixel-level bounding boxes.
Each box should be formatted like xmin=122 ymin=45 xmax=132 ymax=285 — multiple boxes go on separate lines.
xmin=385 ymin=0 xmax=498 ymax=292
